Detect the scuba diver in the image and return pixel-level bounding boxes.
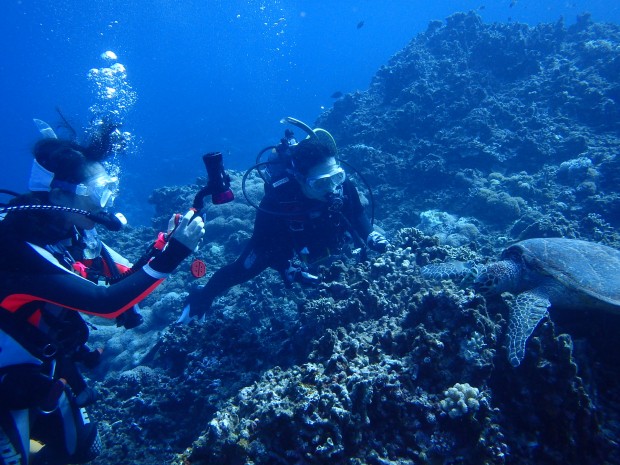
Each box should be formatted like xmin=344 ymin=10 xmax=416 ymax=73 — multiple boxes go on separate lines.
xmin=0 ymin=120 xmax=205 ymax=465
xmin=178 ymin=116 xmax=389 ymax=323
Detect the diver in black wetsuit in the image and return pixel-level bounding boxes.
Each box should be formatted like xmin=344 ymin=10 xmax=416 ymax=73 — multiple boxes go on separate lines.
xmin=0 ymin=121 xmax=205 ymax=465
xmin=178 ymin=117 xmax=388 ymax=323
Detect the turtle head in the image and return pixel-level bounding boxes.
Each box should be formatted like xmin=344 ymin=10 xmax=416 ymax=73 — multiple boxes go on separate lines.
xmin=472 ymin=264 xmax=499 ymax=295
xmin=459 ymin=263 xmax=484 ymax=288
xmin=472 ymin=260 xmax=521 ymax=295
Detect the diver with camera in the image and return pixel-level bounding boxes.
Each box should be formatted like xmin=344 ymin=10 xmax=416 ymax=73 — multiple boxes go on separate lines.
xmin=178 ymin=116 xmax=389 ymax=324
xmin=0 ymin=118 xmax=206 ymax=465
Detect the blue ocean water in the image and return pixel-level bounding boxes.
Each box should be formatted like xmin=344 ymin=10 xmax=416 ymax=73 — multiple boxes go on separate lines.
xmin=1 ymin=0 xmax=618 ymax=225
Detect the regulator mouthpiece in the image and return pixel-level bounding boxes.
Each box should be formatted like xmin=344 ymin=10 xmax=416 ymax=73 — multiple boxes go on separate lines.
xmin=88 ymin=211 xmax=127 ymax=231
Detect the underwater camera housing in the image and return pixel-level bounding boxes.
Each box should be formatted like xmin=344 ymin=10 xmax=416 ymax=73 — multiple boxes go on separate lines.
xmin=193 ymin=152 xmax=234 ymax=209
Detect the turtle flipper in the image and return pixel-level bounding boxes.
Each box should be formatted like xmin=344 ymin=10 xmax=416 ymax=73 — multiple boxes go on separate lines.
xmin=507 ymin=288 xmax=551 ymax=367
xmin=421 ymin=261 xmax=474 ymax=282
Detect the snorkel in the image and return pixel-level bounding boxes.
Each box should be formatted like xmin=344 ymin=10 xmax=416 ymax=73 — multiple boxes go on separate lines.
xmin=282 ymin=116 xmax=338 ymax=156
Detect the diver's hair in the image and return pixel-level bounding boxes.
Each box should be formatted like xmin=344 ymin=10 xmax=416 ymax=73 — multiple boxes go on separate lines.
xmin=291 ymin=139 xmax=333 ymax=175
xmin=34 ymin=139 xmax=94 ymax=185
xmin=33 ymin=122 xmax=118 ymax=184
xmin=0 ymin=123 xmax=120 ymax=243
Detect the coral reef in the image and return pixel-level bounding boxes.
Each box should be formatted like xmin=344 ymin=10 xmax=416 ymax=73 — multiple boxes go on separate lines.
xmin=439 ymin=382 xmax=485 ymax=419
xmin=319 ymin=11 xmax=620 ymax=238
xmin=417 ymin=209 xmax=481 ymax=247
xmin=85 ymin=11 xmax=620 ymax=465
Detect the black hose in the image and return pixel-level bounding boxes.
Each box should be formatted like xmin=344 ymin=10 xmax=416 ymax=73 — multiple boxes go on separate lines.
xmin=256 ymin=145 xmax=277 ymax=165
xmin=241 ymin=162 xmax=300 ymax=218
xmin=254 ymin=146 xmax=277 ymax=184
xmin=104 ymin=246 xmax=153 ymax=285
xmin=100 ymin=244 xmax=122 ymax=280
xmin=0 ymin=204 xmax=124 ymax=231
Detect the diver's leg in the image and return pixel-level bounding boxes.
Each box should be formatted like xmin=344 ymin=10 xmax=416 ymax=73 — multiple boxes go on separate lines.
xmin=0 ymin=409 xmax=29 ymax=465
xmin=30 ymin=390 xmax=100 ymax=465
xmin=187 ymin=240 xmax=272 ymax=318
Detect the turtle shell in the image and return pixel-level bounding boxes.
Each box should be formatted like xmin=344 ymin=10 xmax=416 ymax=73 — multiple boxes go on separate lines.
xmin=503 ymin=238 xmax=620 ymax=306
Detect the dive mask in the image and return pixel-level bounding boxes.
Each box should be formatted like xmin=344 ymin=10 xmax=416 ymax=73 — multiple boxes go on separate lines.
xmin=306 ymin=166 xmax=346 ymax=195
xmin=52 ymin=173 xmax=119 ymax=208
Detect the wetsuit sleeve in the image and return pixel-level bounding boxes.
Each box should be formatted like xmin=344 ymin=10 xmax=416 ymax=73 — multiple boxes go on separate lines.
xmin=0 ymin=238 xmax=192 ymax=319
xmin=147 ymin=238 xmax=192 ymax=274
xmin=343 ymin=180 xmax=373 ymax=241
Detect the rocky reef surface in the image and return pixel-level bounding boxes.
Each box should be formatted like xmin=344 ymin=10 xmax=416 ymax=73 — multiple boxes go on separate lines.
xmin=320 ymin=11 xmax=620 ymax=245
xmin=86 ymin=11 xmax=620 ymax=465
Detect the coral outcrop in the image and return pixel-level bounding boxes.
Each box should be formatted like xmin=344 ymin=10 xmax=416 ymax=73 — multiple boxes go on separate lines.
xmin=319 ymin=11 xmax=620 ymax=241
xmin=87 ymin=12 xmax=620 ymax=465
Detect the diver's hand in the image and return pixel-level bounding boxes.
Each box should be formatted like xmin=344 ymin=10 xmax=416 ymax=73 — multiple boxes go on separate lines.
xmin=148 ymin=212 xmax=204 ymax=274
xmin=170 ymin=210 xmax=205 ymax=252
xmin=177 ymin=304 xmax=203 ymax=324
xmin=177 ymin=287 xmax=208 ymax=324
xmin=166 ymin=214 xmax=178 ymax=236
xmin=367 ymin=231 xmax=389 ymax=253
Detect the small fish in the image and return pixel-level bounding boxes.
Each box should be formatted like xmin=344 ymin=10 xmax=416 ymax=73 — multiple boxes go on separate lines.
xmin=356 ymin=20 xmax=364 ymax=29
xmin=509 ymin=0 xmax=517 ymax=7
xmin=479 ymin=5 xmax=486 ymax=10
xmin=331 ymin=91 xmax=343 ymax=99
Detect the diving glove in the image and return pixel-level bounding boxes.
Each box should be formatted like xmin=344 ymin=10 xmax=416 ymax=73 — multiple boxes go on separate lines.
xmin=177 ymin=285 xmax=209 ymax=324
xmin=367 ymin=231 xmax=389 ymax=253
xmin=177 ymin=304 xmax=195 ymax=324
xmin=116 ymin=304 xmax=144 ymax=329
xmin=284 ymin=260 xmax=320 ymax=286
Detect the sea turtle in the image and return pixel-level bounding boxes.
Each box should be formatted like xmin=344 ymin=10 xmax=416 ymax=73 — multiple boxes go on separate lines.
xmin=421 ymin=238 xmax=620 ymax=366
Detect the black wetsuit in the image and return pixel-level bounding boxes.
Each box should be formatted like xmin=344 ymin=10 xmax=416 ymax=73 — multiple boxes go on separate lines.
xmin=188 ymin=175 xmax=373 ymax=317
xmin=0 ymin=208 xmax=192 ymax=465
